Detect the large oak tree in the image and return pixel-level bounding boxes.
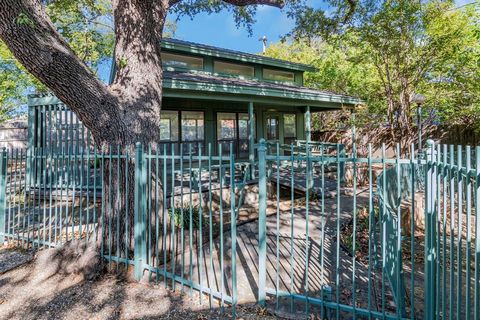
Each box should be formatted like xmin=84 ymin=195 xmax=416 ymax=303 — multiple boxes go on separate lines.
xmin=0 ymin=0 xmax=357 ymax=259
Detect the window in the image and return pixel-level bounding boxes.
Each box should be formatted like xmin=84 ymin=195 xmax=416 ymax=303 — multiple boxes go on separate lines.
xmin=238 ymin=113 xmax=251 ymax=158
xmin=217 ymin=113 xmax=237 ymax=140
xmin=161 ymin=52 xmax=203 ymax=70
xmin=266 ymin=116 xmax=279 ymax=141
xmin=182 ymin=111 xmax=204 ymax=142
xmin=263 ymin=68 xmax=295 ymax=82
xmin=214 ymin=61 xmax=254 ymax=77
xmin=238 ymin=113 xmax=250 ymax=140
xmin=159 ymin=111 xmax=179 ymax=141
xmin=283 ymin=114 xmax=296 ymax=138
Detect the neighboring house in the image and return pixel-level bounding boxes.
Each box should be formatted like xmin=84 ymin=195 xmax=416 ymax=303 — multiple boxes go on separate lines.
xmin=0 ymin=116 xmax=28 ymax=149
xmin=27 ymin=38 xmax=361 ymax=157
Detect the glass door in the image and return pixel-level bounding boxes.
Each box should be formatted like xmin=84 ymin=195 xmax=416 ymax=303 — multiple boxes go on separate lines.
xmin=238 ymin=113 xmax=250 ymax=158
xmin=217 ymin=112 xmax=252 ymax=158
xmin=217 ymin=112 xmax=237 ymax=155
xmin=265 ymin=113 xmax=297 ymax=154
xmin=265 ymin=114 xmax=280 ymax=142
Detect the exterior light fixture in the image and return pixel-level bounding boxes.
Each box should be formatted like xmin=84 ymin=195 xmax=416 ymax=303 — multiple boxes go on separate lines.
xmin=412 ymin=93 xmax=426 ymax=152
xmin=412 ymin=93 xmax=426 ymax=106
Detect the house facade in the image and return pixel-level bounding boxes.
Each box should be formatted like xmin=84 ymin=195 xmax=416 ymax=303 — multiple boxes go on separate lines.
xmin=27 ymin=38 xmax=361 ymax=159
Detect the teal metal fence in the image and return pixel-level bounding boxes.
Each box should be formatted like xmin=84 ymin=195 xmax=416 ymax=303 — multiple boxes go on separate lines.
xmin=0 ymin=143 xmax=242 ymax=313
xmin=0 ymin=140 xmax=479 ymax=319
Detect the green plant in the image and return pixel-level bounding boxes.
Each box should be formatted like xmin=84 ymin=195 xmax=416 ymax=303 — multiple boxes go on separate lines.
xmin=90 ymin=156 xmax=101 ymax=169
xmin=169 ymin=205 xmax=205 ymax=230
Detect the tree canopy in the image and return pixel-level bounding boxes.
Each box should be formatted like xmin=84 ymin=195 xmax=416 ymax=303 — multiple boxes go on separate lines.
xmin=266 ymin=0 xmax=480 ymax=149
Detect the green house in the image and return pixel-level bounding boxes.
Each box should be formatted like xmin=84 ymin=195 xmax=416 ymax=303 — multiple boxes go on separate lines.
xmin=28 ymin=38 xmax=361 ymax=158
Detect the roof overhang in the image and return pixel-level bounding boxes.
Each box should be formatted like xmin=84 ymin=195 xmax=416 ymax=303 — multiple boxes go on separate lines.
xmin=162 ymin=72 xmax=362 ymax=109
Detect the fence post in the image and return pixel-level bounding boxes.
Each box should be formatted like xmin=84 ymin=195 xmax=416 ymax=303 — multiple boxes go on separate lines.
xmin=424 ymin=139 xmax=437 ymax=319
xmin=0 ymin=149 xmax=7 ymax=244
xmin=339 ymin=144 xmax=346 ymax=184
xmin=134 ymin=142 xmax=147 ymax=281
xmin=258 ymin=139 xmax=267 ymax=306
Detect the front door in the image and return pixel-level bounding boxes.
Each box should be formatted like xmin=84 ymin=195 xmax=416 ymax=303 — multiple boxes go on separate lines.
xmin=265 ymin=114 xmax=280 ymax=143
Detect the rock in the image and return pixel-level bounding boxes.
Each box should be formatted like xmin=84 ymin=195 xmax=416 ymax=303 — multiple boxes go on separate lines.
xmin=400 ymin=192 xmax=425 ymax=236
xmin=34 ymin=239 xmax=102 ymax=281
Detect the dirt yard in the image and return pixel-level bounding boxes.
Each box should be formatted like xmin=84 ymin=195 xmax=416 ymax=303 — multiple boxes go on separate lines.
xmin=0 ymin=246 xmax=276 ymax=320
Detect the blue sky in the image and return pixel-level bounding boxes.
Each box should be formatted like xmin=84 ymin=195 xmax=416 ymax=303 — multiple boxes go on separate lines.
xmin=167 ymin=1 xmax=323 ymax=54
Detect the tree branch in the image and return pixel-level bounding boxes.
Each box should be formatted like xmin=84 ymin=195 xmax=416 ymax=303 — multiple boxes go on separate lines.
xmin=169 ymin=0 xmax=182 ymax=6
xmin=169 ymin=0 xmax=285 ymax=8
xmin=221 ymin=0 xmax=285 ymax=8
xmin=0 ymin=0 xmax=127 ymax=145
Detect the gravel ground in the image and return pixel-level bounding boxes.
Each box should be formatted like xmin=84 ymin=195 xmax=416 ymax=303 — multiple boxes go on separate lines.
xmin=0 ymin=245 xmax=34 ymax=274
xmin=0 ymin=247 xmax=276 ymax=320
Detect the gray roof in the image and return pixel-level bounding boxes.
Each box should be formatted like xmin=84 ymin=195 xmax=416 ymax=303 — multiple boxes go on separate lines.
xmin=161 ymin=38 xmax=317 ymax=72
xmin=163 ymin=71 xmax=362 ymax=107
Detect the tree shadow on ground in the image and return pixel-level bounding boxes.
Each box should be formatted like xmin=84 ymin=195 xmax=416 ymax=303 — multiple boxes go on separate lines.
xmin=0 ymin=258 xmax=276 ymax=320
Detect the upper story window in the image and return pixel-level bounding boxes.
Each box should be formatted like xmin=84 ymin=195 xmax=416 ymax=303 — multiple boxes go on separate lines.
xmin=263 ymin=68 xmax=295 ymax=83
xmin=161 ymin=52 xmax=203 ymax=70
xmin=214 ymin=61 xmax=254 ymax=77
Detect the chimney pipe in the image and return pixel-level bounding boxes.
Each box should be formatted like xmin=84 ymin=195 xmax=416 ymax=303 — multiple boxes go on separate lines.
xmin=259 ymin=36 xmax=267 ymax=54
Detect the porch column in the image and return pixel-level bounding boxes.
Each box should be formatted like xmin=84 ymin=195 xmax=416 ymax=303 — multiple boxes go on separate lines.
xmin=248 ymin=102 xmax=255 ymax=179
xmin=305 ymin=105 xmax=311 ymax=143
xmin=351 ymin=108 xmax=356 ymax=153
xmin=305 ymin=106 xmax=313 ymax=190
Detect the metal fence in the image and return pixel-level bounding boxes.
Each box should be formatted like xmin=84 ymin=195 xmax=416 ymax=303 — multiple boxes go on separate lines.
xmin=0 ymin=140 xmax=478 ymax=319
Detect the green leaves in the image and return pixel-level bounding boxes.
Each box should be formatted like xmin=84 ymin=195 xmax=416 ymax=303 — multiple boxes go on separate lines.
xmin=276 ymin=0 xmax=480 ymax=134
xmin=46 ymin=0 xmax=114 ymax=70
xmin=0 ymin=42 xmax=43 ymax=121
xmin=1 ymin=0 xmax=114 ymax=121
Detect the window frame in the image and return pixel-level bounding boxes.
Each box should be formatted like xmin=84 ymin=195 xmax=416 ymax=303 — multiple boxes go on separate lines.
xmin=283 ymin=113 xmax=297 ymax=139
xmin=161 ymin=52 xmax=204 ymax=71
xmin=263 ymin=68 xmax=296 ymax=83
xmin=158 ymin=110 xmax=206 ymax=145
xmin=216 ymin=111 xmax=255 ymax=158
xmin=159 ymin=110 xmax=180 ymax=142
xmin=180 ymin=110 xmax=205 ymax=143
xmin=213 ymin=60 xmax=255 ymax=78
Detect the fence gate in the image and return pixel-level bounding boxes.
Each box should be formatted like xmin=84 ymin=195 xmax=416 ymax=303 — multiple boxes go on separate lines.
xmin=255 ymin=139 xmax=480 ymax=320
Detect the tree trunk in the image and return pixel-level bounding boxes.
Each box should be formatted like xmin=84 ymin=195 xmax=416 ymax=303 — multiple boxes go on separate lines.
xmin=100 ymin=157 xmax=135 ymax=260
